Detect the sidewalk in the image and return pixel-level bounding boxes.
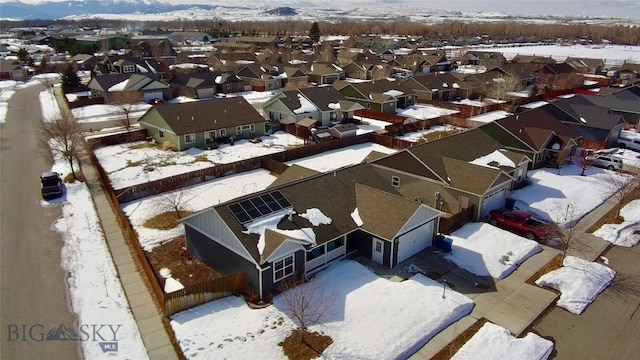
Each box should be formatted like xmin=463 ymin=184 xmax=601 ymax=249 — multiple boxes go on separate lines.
xmin=55 ymin=88 xmax=179 ymax=360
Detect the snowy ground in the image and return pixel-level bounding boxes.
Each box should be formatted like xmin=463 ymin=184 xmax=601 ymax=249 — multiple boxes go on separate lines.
xmin=170 ymin=260 xmax=474 ymax=360
xmin=536 ymin=255 xmax=616 ymax=315
xmin=396 ymin=104 xmax=459 ymax=120
xmin=122 ymin=169 xmax=277 ymax=251
xmin=93 ymin=132 xmax=304 ymax=190
xmin=509 ymin=162 xmax=634 ymax=227
xmin=593 ymin=200 xmax=640 ymax=247
xmin=451 ymin=322 xmax=554 ymax=360
xmin=72 ymin=103 xmax=152 ymax=123
xmin=396 ymin=124 xmax=466 ymax=143
xmin=443 ymin=223 xmax=541 ymax=279
xmin=40 ymin=95 xmax=148 ymax=359
xmin=468 ymin=110 xmax=511 ymax=123
xmin=476 ymin=44 xmax=640 ymax=67
xmin=354 ymin=117 xmax=393 ymax=135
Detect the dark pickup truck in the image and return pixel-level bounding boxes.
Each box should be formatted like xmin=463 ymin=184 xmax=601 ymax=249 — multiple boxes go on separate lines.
xmin=488 ymin=209 xmax=548 ymax=240
xmin=41 ymin=171 xmax=63 ymax=200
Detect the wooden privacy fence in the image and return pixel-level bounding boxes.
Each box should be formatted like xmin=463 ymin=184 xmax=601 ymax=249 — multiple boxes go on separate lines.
xmin=85 ymin=128 xmax=148 ymax=149
xmin=370 ymin=133 xmax=415 ymax=149
xmin=88 ymin=145 xmax=247 ymax=315
xmin=439 ymin=205 xmax=475 ymax=235
xmin=164 ymin=272 xmax=246 ymax=315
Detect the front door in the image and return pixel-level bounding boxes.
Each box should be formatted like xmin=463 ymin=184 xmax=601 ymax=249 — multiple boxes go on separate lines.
xmin=372 ymin=238 xmax=384 ymax=265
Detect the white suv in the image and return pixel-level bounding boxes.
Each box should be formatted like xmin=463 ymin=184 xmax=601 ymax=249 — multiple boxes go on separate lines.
xmin=593 ymin=154 xmax=623 ymax=170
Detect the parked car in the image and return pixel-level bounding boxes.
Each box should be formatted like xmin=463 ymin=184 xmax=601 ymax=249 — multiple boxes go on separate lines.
xmin=41 ymin=171 xmax=63 ymax=200
xmin=488 ymin=209 xmax=548 ymax=240
xmin=592 ymin=154 xmax=623 ymax=170
xmin=617 ymin=136 xmax=640 ymax=152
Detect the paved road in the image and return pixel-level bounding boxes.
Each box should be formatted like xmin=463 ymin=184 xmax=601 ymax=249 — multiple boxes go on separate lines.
xmin=0 ymin=84 xmax=81 ymax=359
xmin=532 ymin=243 xmax=640 ymax=359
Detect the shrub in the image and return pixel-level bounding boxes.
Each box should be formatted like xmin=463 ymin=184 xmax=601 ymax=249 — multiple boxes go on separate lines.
xmin=161 ymin=141 xmax=178 ymax=151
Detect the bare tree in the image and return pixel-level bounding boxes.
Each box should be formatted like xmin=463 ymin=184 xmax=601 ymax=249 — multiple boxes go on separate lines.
xmin=110 ymin=90 xmax=145 ymax=130
xmin=38 ymin=111 xmax=82 ymax=181
xmin=485 ymin=72 xmax=523 ymax=101
xmin=545 ymin=203 xmax=592 ymax=259
xmin=577 ymin=148 xmax=595 ymax=176
xmin=555 ymin=145 xmax=573 ymax=174
xmin=278 ymin=275 xmax=338 ymax=330
xmin=158 ymin=189 xmax=190 ymax=218
xmin=604 ymin=170 xmax=638 ymax=219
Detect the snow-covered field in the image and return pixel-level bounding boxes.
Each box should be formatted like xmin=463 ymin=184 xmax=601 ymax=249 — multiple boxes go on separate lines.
xmin=171 ymin=260 xmax=474 ymax=360
xmin=285 ymin=142 xmax=395 ymax=172
xmin=509 ymin=163 xmax=634 ymax=227
xmin=451 ymin=322 xmax=554 ymax=360
xmin=443 ymin=223 xmax=541 ymax=279
xmin=593 ymin=200 xmax=640 ymax=247
xmin=536 ymin=256 xmax=616 ymax=315
xmin=397 ymin=104 xmax=459 ymax=120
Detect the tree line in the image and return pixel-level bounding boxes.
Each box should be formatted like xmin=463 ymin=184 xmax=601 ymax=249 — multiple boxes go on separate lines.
xmin=3 ymin=18 xmax=640 ymax=45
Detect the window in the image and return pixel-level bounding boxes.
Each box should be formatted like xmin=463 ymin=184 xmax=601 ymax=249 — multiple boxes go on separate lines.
xmin=273 ymin=254 xmax=295 ymax=282
xmin=220 ymin=128 xmax=226 ymax=137
xmin=392 ymin=175 xmax=400 ymax=187
xmin=374 ymin=241 xmax=382 ymax=253
xmin=250 ymin=124 xmax=255 ymax=132
xmin=327 ymin=238 xmax=344 ymax=252
xmin=185 ymin=133 xmax=196 ymax=144
xmin=236 ymin=125 xmax=252 ymax=133
xmin=159 ymin=130 xmax=164 ymax=139
xmin=123 ymin=65 xmax=135 ymax=73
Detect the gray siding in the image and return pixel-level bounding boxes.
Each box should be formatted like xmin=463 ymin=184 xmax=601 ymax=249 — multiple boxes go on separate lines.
xmin=260 ymin=250 xmax=305 ymax=298
xmin=185 ymin=226 xmax=256 ymax=291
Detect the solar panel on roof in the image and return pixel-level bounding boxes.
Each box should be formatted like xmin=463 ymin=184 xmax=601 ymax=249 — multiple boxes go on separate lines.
xmin=228 ymin=190 xmax=292 ymax=224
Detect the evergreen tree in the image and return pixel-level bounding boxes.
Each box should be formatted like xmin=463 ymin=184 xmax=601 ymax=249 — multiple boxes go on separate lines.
xmin=309 ymin=22 xmax=320 ymax=42
xmin=60 ymin=64 xmax=81 ymax=93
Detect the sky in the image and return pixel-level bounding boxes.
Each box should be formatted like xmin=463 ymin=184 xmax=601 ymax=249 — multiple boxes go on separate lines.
xmin=1 ymin=0 xmax=639 ymax=19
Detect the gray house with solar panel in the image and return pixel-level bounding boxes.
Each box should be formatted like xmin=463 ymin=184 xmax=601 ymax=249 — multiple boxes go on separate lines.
xmin=181 ymin=163 xmax=443 ymax=299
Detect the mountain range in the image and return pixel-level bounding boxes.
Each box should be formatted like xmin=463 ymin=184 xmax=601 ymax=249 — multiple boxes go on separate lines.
xmin=0 ymin=0 xmax=637 ymax=24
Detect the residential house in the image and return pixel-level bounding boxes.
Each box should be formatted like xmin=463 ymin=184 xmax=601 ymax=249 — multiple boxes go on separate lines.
xmin=480 ymin=108 xmax=581 ymax=169
xmin=402 ymin=72 xmax=470 ymax=101
xmin=273 ymin=65 xmax=309 ymax=88
xmin=400 ymin=54 xmax=451 ymax=74
xmin=540 ymin=95 xmax=625 ymax=149
xmin=236 ymin=36 xmax=281 ymax=51
xmin=304 ymin=62 xmax=344 ymax=85
xmin=0 ymin=58 xmax=26 ymax=80
xmin=126 ymin=35 xmax=176 ymax=60
xmin=207 ymin=51 xmax=257 ymax=72
xmin=69 ymin=53 xmax=99 ymax=71
xmin=511 ymin=55 xmax=556 ymax=65
xmin=333 ymin=79 xmax=417 ymax=113
xmin=564 ymin=57 xmax=605 ymax=74
xmin=342 ymin=60 xmax=393 ymax=80
xmin=93 ymin=55 xmax=168 ymax=79
xmin=262 ymin=86 xmax=358 ymax=127
xmin=138 ymin=97 xmax=268 ymax=150
xmin=181 ymin=163 xmax=443 ymax=299
xmin=86 ymin=73 xmax=171 ymax=103
xmin=461 ymin=51 xmax=507 ymax=67
xmin=586 ymin=85 xmax=640 ymax=127
xmin=613 ymin=62 xmax=640 ymax=86
xmin=370 ymin=128 xmax=531 ymax=220
xmin=170 ymin=71 xmax=244 ymax=99
xmin=237 ymin=64 xmax=285 ymax=91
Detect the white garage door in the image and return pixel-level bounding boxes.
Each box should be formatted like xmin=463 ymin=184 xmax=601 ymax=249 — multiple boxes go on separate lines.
xmin=144 ymin=91 xmax=163 ymax=102
xmin=397 ymin=221 xmax=434 ymax=264
xmin=481 ymin=188 xmax=507 ymax=218
xmin=197 ymin=88 xmax=216 ymax=99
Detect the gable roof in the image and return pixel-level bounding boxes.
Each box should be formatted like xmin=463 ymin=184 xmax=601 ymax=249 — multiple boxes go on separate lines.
xmin=210 ymin=163 xmax=404 ymax=263
xmin=142 ymin=97 xmax=264 ymax=135
xmin=267 ymin=165 xmax=320 ymax=189
xmin=546 ymin=95 xmax=624 ymax=130
xmin=355 ymin=184 xmax=421 ymax=240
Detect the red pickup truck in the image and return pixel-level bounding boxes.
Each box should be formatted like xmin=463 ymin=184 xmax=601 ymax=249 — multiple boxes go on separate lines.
xmin=488 ymin=209 xmax=548 ymax=240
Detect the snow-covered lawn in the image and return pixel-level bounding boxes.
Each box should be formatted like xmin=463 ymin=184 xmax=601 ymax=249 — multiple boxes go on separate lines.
xmin=593 ymin=200 xmax=640 ymax=247
xmin=451 ymin=322 xmax=554 ymax=360
xmin=396 ymin=104 xmax=459 ymax=120
xmin=509 ymin=163 xmax=633 ymax=227
xmin=93 ymin=132 xmax=303 ymax=190
xmin=285 ymin=142 xmax=395 ymax=172
xmin=536 ymin=256 xmax=615 ymax=315
xmin=0 ymin=80 xmax=20 ymax=123
xmin=72 ymin=103 xmax=152 ymax=123
xmin=396 ymin=124 xmax=465 ymax=143
xmin=443 ymin=223 xmax=541 ymax=279
xmin=123 ymin=169 xmax=276 ymax=251
xmin=468 ymin=110 xmax=511 ymax=123
xmin=355 ymin=117 xmax=392 ymax=135
xmin=170 ymin=260 xmax=474 ymax=360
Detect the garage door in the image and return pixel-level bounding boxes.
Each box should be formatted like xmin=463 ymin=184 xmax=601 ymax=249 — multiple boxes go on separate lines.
xmin=144 ymin=91 xmax=163 ymax=102
xmin=197 ymin=88 xmax=216 ymax=99
xmin=397 ymin=221 xmax=434 ymax=264
xmin=481 ymin=188 xmax=507 ymax=218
